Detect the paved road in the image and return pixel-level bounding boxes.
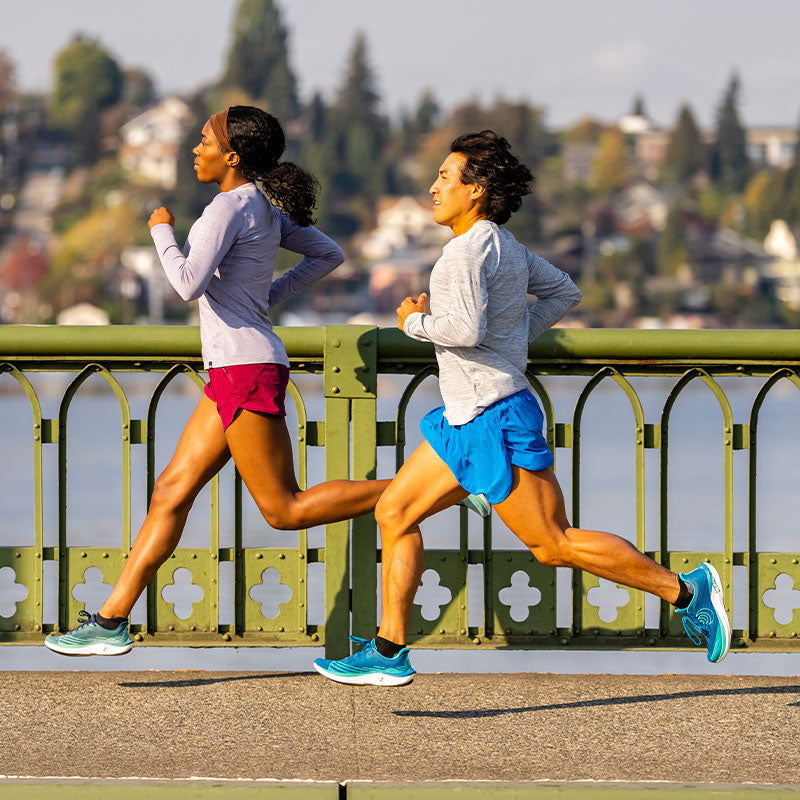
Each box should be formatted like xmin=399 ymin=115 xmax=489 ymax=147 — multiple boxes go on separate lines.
xmin=2 ymin=671 xmax=799 ymax=786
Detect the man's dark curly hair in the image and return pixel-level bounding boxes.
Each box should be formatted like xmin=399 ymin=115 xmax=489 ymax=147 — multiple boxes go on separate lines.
xmin=225 ymin=105 xmax=319 ymax=227
xmin=450 ymin=130 xmax=533 ymax=225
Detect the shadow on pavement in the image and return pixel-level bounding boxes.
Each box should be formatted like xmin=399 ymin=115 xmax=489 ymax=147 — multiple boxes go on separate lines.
xmin=394 ymin=683 xmax=800 ymax=718
xmin=116 ymin=671 xmax=310 ymax=688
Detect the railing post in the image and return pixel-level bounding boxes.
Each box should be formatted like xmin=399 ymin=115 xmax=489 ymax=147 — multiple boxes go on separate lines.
xmin=323 ymin=325 xmax=378 ymax=658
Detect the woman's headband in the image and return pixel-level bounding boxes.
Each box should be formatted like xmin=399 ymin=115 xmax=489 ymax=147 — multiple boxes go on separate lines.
xmin=208 ymin=109 xmax=231 ymax=152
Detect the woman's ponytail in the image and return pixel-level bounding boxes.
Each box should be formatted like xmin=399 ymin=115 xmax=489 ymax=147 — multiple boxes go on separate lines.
xmin=225 ymin=105 xmax=319 ymax=227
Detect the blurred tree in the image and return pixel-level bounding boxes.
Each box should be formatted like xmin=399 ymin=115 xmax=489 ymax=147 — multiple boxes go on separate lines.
xmin=121 ymin=67 xmax=156 ymax=109
xmin=324 ymin=32 xmax=388 ymax=232
xmin=630 ymin=94 xmax=647 ymax=117
xmin=0 ymin=49 xmax=14 ymax=114
xmin=779 ymin=112 xmax=800 ymax=225
xmin=49 ymin=35 xmax=123 ymax=165
xmin=657 ymin=203 xmax=688 ymax=274
xmin=221 ymin=0 xmax=298 ymax=122
xmin=0 ymin=235 xmax=48 ymax=291
xmin=711 ymin=72 xmax=750 ymax=193
xmin=590 ymin=128 xmax=629 ymax=194
xmin=743 ymin=169 xmax=785 ymax=237
xmin=661 ymin=104 xmax=707 ymax=184
xmin=414 ymin=89 xmax=441 ymax=136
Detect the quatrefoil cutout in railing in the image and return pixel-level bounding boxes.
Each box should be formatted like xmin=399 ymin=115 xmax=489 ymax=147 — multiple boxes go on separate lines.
xmin=249 ymin=567 xmax=293 ymax=619
xmin=414 ymin=569 xmax=452 ymax=621
xmin=587 ymin=579 xmax=630 ymax=623
xmin=161 ymin=568 xmax=204 ymax=619
xmin=72 ymin=567 xmax=113 ymax=614
xmin=497 ymin=570 xmax=542 ymax=622
xmin=762 ymin=573 xmax=800 ymax=625
xmin=0 ymin=567 xmax=28 ymax=618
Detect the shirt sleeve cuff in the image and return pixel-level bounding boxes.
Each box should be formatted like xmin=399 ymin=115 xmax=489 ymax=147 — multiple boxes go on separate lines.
xmin=403 ymin=311 xmax=426 ymax=339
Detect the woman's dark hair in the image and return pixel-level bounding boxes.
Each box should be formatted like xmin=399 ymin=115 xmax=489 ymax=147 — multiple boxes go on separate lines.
xmin=450 ymin=130 xmax=533 ymax=225
xmin=225 ymin=105 xmax=319 ymax=226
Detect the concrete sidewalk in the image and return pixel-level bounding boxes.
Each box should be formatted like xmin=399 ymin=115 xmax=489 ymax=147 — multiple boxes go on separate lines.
xmin=1 ymin=671 xmax=799 ymax=786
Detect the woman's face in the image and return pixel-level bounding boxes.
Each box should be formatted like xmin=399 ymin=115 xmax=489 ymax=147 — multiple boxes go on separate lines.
xmin=192 ymin=121 xmax=232 ymax=185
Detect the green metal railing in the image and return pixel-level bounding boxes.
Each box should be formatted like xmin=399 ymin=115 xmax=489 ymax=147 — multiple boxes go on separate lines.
xmin=1 ymin=325 xmax=799 ymax=658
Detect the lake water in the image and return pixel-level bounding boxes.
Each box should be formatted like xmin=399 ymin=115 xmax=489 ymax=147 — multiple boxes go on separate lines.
xmin=1 ymin=370 xmax=799 ymax=675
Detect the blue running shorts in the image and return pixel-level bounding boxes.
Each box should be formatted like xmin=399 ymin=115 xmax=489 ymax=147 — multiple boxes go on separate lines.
xmin=420 ymin=388 xmax=554 ymax=505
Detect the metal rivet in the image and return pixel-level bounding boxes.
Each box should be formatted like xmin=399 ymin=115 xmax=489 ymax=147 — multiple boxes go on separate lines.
xmin=222 ymin=633 xmax=231 ymax=641
xmin=135 ymin=633 xmax=143 ymax=642
xmin=190 ymin=625 xmax=196 ymax=631
xmin=256 ymin=553 xmax=263 ymax=559
xmin=278 ymin=626 xmax=284 ymax=632
xmin=14 ymin=552 xmax=20 ymax=559
xmin=331 ymin=386 xmax=340 ymax=394
xmin=441 ymin=555 xmax=447 ymax=562
xmin=171 ymin=554 xmax=176 ymax=559
xmin=311 ymin=633 xmax=319 ymax=641
xmin=169 ymin=625 xmax=175 ymax=631
xmin=14 ymin=624 xmax=20 ymax=631
xmin=769 ymin=630 xmax=776 ymax=638
xmin=103 ymin=552 xmax=109 ymax=558
xmin=648 ymin=638 xmax=656 ymax=645
xmin=460 ymin=629 xmax=466 ymax=635
xmin=35 ymin=553 xmax=41 ymax=559
xmin=299 ymin=553 xmax=305 ymax=560
xmin=191 ymin=553 xmax=197 ymax=559
xmin=299 ymin=626 xmax=305 ymax=633
xmin=417 ymin=628 xmax=423 ymax=634
xmin=682 ymin=557 xmax=688 ymax=563
xmin=439 ymin=628 xmax=445 ymax=634
xmin=279 ymin=553 xmax=285 ymax=559
xmin=332 ymin=366 xmax=340 ymax=373
xmin=793 ymin=559 xmax=799 ymax=565
xmin=561 ymin=637 xmax=569 ymax=645
xmin=257 ymin=626 xmax=263 ymax=632
xmin=771 ymin=558 xmax=777 ymax=564
xmin=472 ymin=637 xmax=481 ymax=645
xmin=81 ymin=552 xmax=87 ymax=558
xmin=211 ymin=554 xmax=217 ymax=560
xmin=331 ymin=339 xmax=340 ymax=347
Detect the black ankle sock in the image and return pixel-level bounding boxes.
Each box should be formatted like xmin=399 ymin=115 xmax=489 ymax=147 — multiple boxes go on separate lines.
xmin=96 ymin=613 xmax=127 ymax=630
xmin=375 ymin=635 xmax=404 ymax=659
xmin=674 ymin=578 xmax=694 ymax=609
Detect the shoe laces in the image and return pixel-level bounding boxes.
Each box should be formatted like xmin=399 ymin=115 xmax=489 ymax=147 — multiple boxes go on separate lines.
xmin=348 ymin=635 xmax=372 ymax=651
xmin=74 ymin=609 xmax=99 ymax=630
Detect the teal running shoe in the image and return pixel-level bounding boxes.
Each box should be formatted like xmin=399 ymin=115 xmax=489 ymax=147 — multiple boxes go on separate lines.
xmin=676 ymin=562 xmax=731 ymax=663
xmin=458 ymin=493 xmax=491 ymax=518
xmin=314 ymin=636 xmax=416 ymax=686
xmin=44 ymin=610 xmax=133 ymax=656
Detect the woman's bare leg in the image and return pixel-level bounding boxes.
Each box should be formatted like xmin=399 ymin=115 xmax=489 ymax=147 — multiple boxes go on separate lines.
xmin=493 ymin=465 xmax=681 ymax=603
xmin=223 ymin=408 xmax=391 ymax=530
xmin=99 ymin=396 xmax=231 ymax=618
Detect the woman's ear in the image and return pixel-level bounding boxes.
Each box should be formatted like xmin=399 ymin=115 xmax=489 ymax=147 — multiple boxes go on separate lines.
xmin=226 ymin=151 xmax=240 ymax=168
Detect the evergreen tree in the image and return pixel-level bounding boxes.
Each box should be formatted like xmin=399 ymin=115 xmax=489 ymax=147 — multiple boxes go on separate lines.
xmin=661 ymin=104 xmax=707 ymax=184
xmin=631 ymin=94 xmax=647 ymax=117
xmin=221 ymin=0 xmax=298 ymax=121
xmin=780 ymin=112 xmax=800 ymax=225
xmin=712 ymin=72 xmax=750 ymax=193
xmin=415 ymin=89 xmax=440 ymax=135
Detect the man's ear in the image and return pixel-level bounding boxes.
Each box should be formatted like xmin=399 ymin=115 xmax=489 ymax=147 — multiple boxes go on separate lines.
xmin=470 ymin=182 xmax=486 ymax=200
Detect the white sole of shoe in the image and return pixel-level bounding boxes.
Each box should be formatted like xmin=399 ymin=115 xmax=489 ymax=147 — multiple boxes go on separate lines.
xmin=703 ymin=562 xmax=731 ymax=662
xmin=313 ymin=662 xmax=414 ymax=686
xmin=43 ymin=640 xmax=133 ymax=657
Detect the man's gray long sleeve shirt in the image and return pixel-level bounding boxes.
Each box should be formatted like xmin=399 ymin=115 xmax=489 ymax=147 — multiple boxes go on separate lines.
xmin=404 ymin=219 xmax=581 ymax=425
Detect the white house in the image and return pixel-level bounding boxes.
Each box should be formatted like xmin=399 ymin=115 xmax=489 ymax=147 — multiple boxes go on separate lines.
xmin=119 ymin=97 xmax=193 ymax=189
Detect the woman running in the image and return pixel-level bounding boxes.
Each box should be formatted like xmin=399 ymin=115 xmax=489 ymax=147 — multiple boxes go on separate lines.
xmin=314 ymin=130 xmax=731 ymax=685
xmin=45 ymin=106 xmax=393 ymax=655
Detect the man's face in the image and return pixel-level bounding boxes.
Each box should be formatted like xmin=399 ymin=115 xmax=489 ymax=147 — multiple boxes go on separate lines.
xmin=429 ymin=152 xmax=482 ymax=230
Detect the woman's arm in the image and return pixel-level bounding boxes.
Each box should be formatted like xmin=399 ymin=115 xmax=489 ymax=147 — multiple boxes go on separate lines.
xmin=268 ymin=213 xmax=345 ymax=307
xmin=149 ymin=196 xmax=241 ymax=302
xmin=526 ymin=251 xmax=582 ymax=341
